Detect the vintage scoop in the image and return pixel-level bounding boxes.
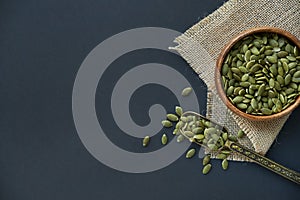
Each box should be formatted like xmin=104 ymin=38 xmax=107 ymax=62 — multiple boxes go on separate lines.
xmin=179 ymin=111 xmax=300 ymax=185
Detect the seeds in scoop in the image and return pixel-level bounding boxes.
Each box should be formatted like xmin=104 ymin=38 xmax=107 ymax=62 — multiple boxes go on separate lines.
xmin=222 ymin=159 xmax=229 ymax=170
xmin=204 ymin=127 xmax=217 ymax=136
xmin=192 ymin=127 xmax=203 ymax=134
xmin=202 ymin=155 xmax=211 ymax=165
xmin=175 ymin=106 xmax=183 ymax=116
xmin=181 ymin=87 xmax=192 ymax=96
xmin=167 ymin=114 xmax=179 ymax=122
xmin=161 ymin=134 xmax=168 ymax=145
xmin=202 ymin=164 xmax=212 ymax=175
xmin=193 ymin=134 xmax=204 ymax=140
xmin=143 ymin=136 xmax=150 ymax=147
xmin=186 ymin=148 xmax=196 ymax=158
xmin=162 ymin=120 xmax=172 ymax=128
xmin=176 ymin=134 xmax=184 ymax=143
xmin=180 ymin=116 xmax=188 ymax=123
xmin=184 ymin=131 xmax=194 ymax=137
xmin=173 ymin=129 xmax=179 ymax=135
xmin=176 ymin=121 xmax=184 ymax=129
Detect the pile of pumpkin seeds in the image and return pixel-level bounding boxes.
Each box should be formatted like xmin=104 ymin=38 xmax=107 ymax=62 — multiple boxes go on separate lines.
xmin=221 ymin=33 xmax=300 ymax=115
xmin=142 ymin=87 xmax=246 ymax=175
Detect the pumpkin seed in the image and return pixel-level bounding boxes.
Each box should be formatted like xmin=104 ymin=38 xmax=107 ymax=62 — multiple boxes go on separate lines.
xmin=216 ymin=153 xmax=227 ymax=160
xmin=143 ymin=136 xmax=150 ymax=147
xmin=202 ymin=164 xmax=212 ymax=175
xmin=167 ymin=114 xmax=179 ymax=122
xmin=181 ymin=87 xmax=192 ymax=96
xmin=186 ymin=148 xmax=196 ymax=158
xmin=161 ymin=134 xmax=168 ymax=145
xmin=175 ymin=106 xmax=183 ymax=116
xmin=162 ymin=120 xmax=172 ymax=128
xmin=176 ymin=134 xmax=184 ymax=143
xmin=193 ymin=134 xmax=204 ymax=140
xmin=222 ymin=159 xmax=229 ymax=170
xmin=202 ymin=155 xmax=210 ymax=166
xmin=237 ymin=129 xmax=244 ymax=138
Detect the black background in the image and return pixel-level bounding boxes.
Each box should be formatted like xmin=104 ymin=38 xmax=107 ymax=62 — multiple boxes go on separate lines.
xmin=0 ymin=0 xmax=299 ymax=199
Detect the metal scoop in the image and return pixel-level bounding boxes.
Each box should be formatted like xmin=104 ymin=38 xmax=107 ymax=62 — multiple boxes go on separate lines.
xmin=179 ymin=111 xmax=300 ymax=185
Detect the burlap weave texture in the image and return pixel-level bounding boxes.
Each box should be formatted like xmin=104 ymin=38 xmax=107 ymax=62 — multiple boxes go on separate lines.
xmin=172 ymin=0 xmax=300 ymax=160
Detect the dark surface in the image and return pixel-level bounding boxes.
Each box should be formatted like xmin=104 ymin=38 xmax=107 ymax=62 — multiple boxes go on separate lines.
xmin=0 ymin=0 xmax=299 ymax=199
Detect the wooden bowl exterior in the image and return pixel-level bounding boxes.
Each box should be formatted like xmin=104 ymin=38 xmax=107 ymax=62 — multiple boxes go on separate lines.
xmin=215 ymin=27 xmax=300 ymax=121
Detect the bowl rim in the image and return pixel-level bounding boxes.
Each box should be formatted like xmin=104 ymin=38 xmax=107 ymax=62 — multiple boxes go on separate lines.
xmin=215 ymin=26 xmax=300 ymax=121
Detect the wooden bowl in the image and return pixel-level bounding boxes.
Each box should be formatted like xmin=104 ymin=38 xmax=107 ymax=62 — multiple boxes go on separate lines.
xmin=215 ymin=27 xmax=300 ymax=121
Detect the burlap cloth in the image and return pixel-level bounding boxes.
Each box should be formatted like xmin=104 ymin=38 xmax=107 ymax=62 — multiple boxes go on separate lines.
xmin=172 ymin=0 xmax=300 ymax=161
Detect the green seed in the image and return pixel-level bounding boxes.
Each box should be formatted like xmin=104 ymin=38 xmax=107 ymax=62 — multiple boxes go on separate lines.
xmin=173 ymin=129 xmax=179 ymax=135
xmin=249 ymin=64 xmax=261 ymax=73
xmin=269 ymin=39 xmax=278 ymax=47
xmin=162 ymin=120 xmax=172 ymax=128
xmin=266 ymin=56 xmax=277 ymax=64
xmin=292 ymin=77 xmax=300 ymax=83
xmin=202 ymin=164 xmax=212 ymax=175
xmin=167 ymin=114 xmax=179 ymax=122
xmin=161 ymin=134 xmax=168 ymax=145
xmin=192 ymin=127 xmax=203 ymax=134
xmin=241 ymin=73 xmax=249 ymax=81
xmin=285 ymin=88 xmax=295 ymax=95
xmin=250 ymin=46 xmax=259 ymax=55
xmin=277 ymin=75 xmax=284 ymax=85
xmin=287 ymin=56 xmax=296 ymax=62
xmin=143 ymin=136 xmax=150 ymax=147
xmin=176 ymin=121 xmax=184 ymax=129
xmin=237 ymin=103 xmax=247 ymax=110
xmin=294 ymin=46 xmax=299 ymax=56
xmin=184 ymin=131 xmax=194 ymax=137
xmin=221 ymin=150 xmax=232 ymax=155
xmin=285 ymin=74 xmax=292 ymax=85
xmin=232 ymin=96 xmax=244 ymax=104
xmin=186 ymin=148 xmax=196 ymax=158
xmin=176 ymin=134 xmax=184 ymax=143
xmin=207 ymin=144 xmax=218 ymax=151
xmin=246 ymin=60 xmax=256 ymax=69
xmin=261 ymin=108 xmax=272 ymax=115
xmin=257 ymin=84 xmax=266 ymax=96
xmin=277 ymin=51 xmax=288 ymax=58
xmin=264 ymin=49 xmax=273 ymax=56
xmin=228 ymin=135 xmax=237 ymax=142
xmin=227 ymin=86 xmax=234 ymax=96
xmin=222 ymin=132 xmax=228 ymax=141
xmin=181 ymin=87 xmax=192 ymax=96
xmin=193 ymin=134 xmax=204 ymax=140
xmin=216 ymin=153 xmax=227 ymax=160
xmin=180 ymin=117 xmax=188 ymax=123
xmin=237 ymin=129 xmax=244 ymax=138
xmin=251 ymin=98 xmax=258 ymax=110
xmin=222 ymin=64 xmax=229 ymax=75
xmin=175 ymin=106 xmax=183 ymax=116
xmin=202 ymin=155 xmax=210 ymax=165
xmin=269 ymin=78 xmax=275 ymax=88
xmin=293 ymin=71 xmax=300 ymax=78
xmin=204 ymin=127 xmax=217 ymax=136
xmin=222 ymin=159 xmax=229 ymax=170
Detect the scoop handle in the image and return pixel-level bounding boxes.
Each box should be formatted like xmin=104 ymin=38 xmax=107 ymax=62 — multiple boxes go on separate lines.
xmin=227 ymin=141 xmax=300 ymax=185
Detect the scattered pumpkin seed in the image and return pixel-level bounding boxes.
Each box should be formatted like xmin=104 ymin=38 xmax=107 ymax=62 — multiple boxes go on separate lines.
xmin=181 ymin=87 xmax=192 ymax=96
xmin=186 ymin=148 xmax=196 ymax=158
xmin=143 ymin=136 xmax=150 ymax=147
